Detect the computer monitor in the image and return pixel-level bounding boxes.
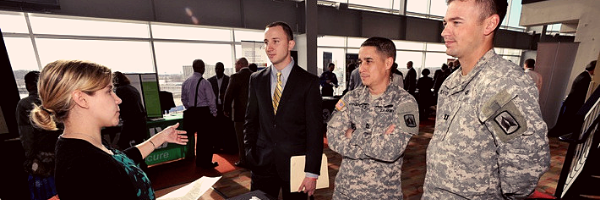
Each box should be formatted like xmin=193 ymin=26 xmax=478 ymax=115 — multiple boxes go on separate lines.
xmin=124 ymin=73 xmax=163 ymax=119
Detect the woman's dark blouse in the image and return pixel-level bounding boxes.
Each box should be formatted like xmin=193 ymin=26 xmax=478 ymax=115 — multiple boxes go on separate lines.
xmin=55 ymin=137 xmax=155 ymax=200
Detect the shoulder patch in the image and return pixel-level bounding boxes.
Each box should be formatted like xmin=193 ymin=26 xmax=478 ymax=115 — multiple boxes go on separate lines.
xmin=494 ymin=111 xmax=520 ymax=134
xmin=335 ymin=99 xmax=346 ymax=111
xmin=482 ymin=90 xmax=528 ymax=143
xmin=404 ymin=114 xmax=417 ymax=127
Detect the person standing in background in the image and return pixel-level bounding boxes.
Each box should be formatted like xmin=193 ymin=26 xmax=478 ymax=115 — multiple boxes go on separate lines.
xmin=249 ymin=63 xmax=258 ymax=72
xmin=524 ymin=58 xmax=543 ymax=92
xmin=348 ymin=64 xmax=362 ymax=91
xmin=417 ymin=68 xmax=434 ymax=121
xmin=224 ymin=57 xmax=252 ymax=167
xmin=551 ymin=60 xmax=596 ymax=136
xmin=432 ymin=63 xmax=451 ymax=104
xmin=16 ymin=71 xmax=60 ymax=200
xmin=244 ymin=21 xmax=323 ymax=199
xmin=391 ymin=63 xmax=405 ymax=88
xmin=320 ymin=63 xmax=338 ymax=96
xmin=181 ymin=59 xmax=218 ymax=168
xmin=208 ymin=62 xmax=236 ymax=154
xmin=404 ymin=61 xmax=417 ymax=96
xmin=113 ymin=71 xmax=147 ymax=152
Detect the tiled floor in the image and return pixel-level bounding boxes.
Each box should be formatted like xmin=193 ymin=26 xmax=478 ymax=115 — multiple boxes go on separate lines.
xmin=150 ymin=117 xmax=569 ymax=200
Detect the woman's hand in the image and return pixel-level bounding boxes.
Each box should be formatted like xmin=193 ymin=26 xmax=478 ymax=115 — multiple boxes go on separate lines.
xmin=160 ymin=123 xmax=188 ymax=145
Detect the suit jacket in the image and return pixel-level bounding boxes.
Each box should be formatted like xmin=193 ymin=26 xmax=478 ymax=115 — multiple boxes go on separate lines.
xmin=404 ymin=68 xmax=417 ymax=94
xmin=566 ymin=71 xmax=592 ymax=111
xmin=244 ymin=65 xmax=323 ymax=181
xmin=208 ymin=75 xmax=230 ymax=106
xmin=224 ymin=68 xmax=252 ymax=122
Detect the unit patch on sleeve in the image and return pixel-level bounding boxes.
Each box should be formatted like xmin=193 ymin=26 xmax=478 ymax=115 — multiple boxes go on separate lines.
xmin=404 ymin=114 xmax=417 ymax=127
xmin=481 ymin=89 xmax=528 ymax=143
xmin=494 ymin=111 xmax=520 ymax=135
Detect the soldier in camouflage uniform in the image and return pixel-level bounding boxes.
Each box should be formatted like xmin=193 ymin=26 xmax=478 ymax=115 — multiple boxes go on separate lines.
xmin=422 ymin=0 xmax=550 ymax=199
xmin=327 ymin=37 xmax=419 ymax=199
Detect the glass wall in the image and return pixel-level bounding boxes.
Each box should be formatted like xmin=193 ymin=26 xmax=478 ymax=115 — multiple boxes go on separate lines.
xmin=323 ymin=0 xmax=525 ymax=31
xmin=2 ymin=11 xmax=263 ymax=110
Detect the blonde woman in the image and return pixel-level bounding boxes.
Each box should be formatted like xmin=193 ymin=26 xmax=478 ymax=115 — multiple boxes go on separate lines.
xmin=31 ymin=60 xmax=188 ymax=200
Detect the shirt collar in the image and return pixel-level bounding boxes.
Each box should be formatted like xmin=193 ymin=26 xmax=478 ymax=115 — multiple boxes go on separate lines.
xmin=271 ymin=58 xmax=295 ymax=83
xmin=446 ymin=49 xmax=496 ymax=92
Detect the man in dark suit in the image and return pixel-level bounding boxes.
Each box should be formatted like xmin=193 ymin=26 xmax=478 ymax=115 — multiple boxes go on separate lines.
xmin=244 ymin=21 xmax=323 ymax=199
xmin=404 ymin=61 xmax=417 ymax=96
xmin=224 ymin=57 xmax=251 ymax=167
xmin=552 ymin=60 xmax=597 ymax=136
xmin=208 ymin=62 xmax=235 ymax=153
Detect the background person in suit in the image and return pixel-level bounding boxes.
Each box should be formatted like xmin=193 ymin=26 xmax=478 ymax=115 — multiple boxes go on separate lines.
xmin=244 ymin=21 xmax=323 ymax=199
xmin=404 ymin=61 xmax=417 ymax=96
xmin=208 ymin=62 xmax=236 ymax=154
xmin=224 ymin=57 xmax=252 ymax=167
xmin=551 ymin=60 xmax=596 ymax=136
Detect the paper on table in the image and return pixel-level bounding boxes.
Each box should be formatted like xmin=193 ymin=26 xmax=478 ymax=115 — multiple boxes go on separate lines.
xmin=158 ymin=176 xmax=222 ymax=200
xmin=290 ymin=154 xmax=329 ymax=191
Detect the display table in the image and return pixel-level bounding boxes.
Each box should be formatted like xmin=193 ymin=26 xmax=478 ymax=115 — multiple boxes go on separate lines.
xmin=144 ymin=113 xmax=192 ymax=165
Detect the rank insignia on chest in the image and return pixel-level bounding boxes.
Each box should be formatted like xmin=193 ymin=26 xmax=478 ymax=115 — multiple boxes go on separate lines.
xmin=404 ymin=114 xmax=417 ymax=127
xmin=494 ymin=111 xmax=520 ymax=135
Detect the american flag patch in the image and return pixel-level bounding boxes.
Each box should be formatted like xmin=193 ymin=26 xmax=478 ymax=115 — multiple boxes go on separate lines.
xmin=335 ymin=99 xmax=346 ymax=111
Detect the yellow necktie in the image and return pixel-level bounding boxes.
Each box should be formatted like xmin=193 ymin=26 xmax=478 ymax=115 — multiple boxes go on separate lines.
xmin=273 ymin=72 xmax=282 ymax=114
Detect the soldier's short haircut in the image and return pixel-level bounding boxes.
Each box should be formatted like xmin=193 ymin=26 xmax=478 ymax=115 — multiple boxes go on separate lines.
xmin=361 ymin=37 xmax=396 ymax=63
xmin=447 ymin=0 xmax=508 ymax=33
xmin=266 ymin=21 xmax=294 ymax=41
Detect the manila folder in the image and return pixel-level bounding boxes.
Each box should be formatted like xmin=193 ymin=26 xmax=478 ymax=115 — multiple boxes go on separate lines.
xmin=290 ymin=154 xmax=329 ymax=191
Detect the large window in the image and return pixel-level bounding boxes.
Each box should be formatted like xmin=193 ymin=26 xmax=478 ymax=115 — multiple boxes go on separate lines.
xmin=152 ymin=23 xmax=231 ymax=42
xmin=35 ymin=38 xmax=154 ymax=73
xmin=0 ymin=11 xmax=28 ymax=33
xmin=28 ymin=14 xmax=150 ymax=38
xmin=405 ymin=0 xmax=524 ymax=31
xmin=2 ymin=11 xmax=244 ymax=110
xmin=4 ymin=37 xmax=38 ymax=72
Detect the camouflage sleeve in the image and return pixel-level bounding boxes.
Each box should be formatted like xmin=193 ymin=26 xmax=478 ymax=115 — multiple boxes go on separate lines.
xmin=362 ymin=100 xmax=418 ymax=162
xmin=326 ymin=96 xmax=365 ymax=159
xmin=480 ymin=83 xmax=550 ymax=198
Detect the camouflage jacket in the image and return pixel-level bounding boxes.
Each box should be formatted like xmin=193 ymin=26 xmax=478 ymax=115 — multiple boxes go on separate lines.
xmin=422 ymin=50 xmax=551 ymax=200
xmin=327 ymin=83 xmax=419 ymax=199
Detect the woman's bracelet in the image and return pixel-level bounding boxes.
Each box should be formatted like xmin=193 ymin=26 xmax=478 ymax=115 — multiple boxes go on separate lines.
xmin=149 ymin=140 xmax=156 ymax=149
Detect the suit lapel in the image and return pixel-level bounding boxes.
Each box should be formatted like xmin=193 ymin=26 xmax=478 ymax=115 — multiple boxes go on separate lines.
xmin=221 ymin=76 xmax=229 ymax=94
xmin=261 ymin=67 xmax=275 ymax=118
xmin=276 ymin=65 xmax=299 ymax=116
